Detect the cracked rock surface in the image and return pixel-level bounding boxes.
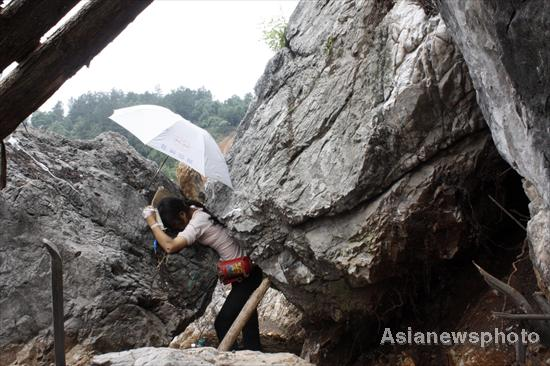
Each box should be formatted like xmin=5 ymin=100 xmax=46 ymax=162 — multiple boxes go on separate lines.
xmin=439 ymin=0 xmax=550 ymax=295
xmin=207 ymin=0 xmax=505 ymax=332
xmin=0 ymin=130 xmax=218 ymax=366
xmin=91 ymin=346 xmax=313 ymax=366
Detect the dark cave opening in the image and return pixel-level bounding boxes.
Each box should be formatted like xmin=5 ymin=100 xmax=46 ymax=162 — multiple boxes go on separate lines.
xmin=316 ymin=160 xmax=534 ymax=366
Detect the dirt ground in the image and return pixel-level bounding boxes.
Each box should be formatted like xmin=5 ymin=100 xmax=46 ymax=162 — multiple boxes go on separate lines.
xmin=360 ymin=242 xmax=550 ymax=366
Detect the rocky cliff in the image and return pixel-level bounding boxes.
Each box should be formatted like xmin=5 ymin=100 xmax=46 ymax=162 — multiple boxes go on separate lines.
xmin=439 ymin=0 xmax=550 ymax=299
xmin=207 ymin=0 xmax=545 ymax=364
xmin=0 ymin=130 xmax=218 ymax=365
xmin=1 ymin=0 xmax=548 ymax=365
xmin=440 ymin=0 xmax=549 ymax=209
xmin=211 ymin=0 xmax=487 ymax=322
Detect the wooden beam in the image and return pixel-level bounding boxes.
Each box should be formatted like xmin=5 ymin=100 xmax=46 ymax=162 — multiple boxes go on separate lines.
xmin=0 ymin=0 xmax=81 ymax=72
xmin=218 ymin=277 xmax=271 ymax=352
xmin=0 ymin=0 xmax=153 ymax=140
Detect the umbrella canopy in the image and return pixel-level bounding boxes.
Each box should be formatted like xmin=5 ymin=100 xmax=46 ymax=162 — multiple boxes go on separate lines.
xmin=109 ymin=105 xmax=233 ymax=188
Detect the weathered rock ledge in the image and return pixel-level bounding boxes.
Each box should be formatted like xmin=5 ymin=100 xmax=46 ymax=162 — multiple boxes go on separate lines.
xmin=91 ymin=346 xmax=313 ymax=366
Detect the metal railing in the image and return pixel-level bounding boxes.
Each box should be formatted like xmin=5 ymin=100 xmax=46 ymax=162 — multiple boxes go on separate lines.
xmin=42 ymin=238 xmax=65 ymax=366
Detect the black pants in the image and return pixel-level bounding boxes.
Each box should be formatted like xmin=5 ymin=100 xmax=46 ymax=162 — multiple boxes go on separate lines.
xmin=214 ymin=265 xmax=263 ymax=350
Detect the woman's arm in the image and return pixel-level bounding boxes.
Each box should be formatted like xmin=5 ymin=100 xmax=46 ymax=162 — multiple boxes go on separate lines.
xmin=145 ymin=212 xmax=188 ymax=254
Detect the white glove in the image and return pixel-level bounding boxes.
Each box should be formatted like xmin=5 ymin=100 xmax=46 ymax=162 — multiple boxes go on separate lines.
xmin=142 ymin=206 xmax=157 ymax=220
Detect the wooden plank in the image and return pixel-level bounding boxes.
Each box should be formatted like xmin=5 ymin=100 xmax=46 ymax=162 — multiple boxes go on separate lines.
xmin=0 ymin=0 xmax=81 ymax=72
xmin=0 ymin=0 xmax=154 ymax=140
xmin=218 ymin=277 xmax=271 ymax=352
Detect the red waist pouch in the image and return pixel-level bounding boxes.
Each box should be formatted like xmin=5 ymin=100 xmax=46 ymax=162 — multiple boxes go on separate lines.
xmin=217 ymin=256 xmax=252 ymax=284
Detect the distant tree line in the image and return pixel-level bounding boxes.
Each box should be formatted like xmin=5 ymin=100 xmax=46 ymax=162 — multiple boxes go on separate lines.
xmin=31 ymin=88 xmax=252 ymax=180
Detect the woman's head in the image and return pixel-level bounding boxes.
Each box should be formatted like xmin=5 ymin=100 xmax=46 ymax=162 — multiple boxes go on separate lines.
xmin=157 ymin=197 xmax=191 ymax=232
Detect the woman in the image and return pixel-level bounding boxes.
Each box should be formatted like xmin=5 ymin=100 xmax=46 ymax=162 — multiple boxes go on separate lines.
xmin=142 ymin=197 xmax=262 ymax=351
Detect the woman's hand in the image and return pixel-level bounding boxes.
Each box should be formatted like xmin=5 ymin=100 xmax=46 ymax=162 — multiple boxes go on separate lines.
xmin=142 ymin=205 xmax=156 ymax=219
xmin=142 ymin=206 xmax=158 ymax=227
xmin=141 ymin=205 xmax=188 ymax=253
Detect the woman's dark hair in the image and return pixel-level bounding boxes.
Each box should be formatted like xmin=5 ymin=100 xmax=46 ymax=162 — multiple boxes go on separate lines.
xmin=157 ymin=197 xmax=188 ymax=234
xmin=157 ymin=196 xmax=224 ymax=235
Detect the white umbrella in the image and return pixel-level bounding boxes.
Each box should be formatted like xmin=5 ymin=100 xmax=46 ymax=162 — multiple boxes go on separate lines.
xmin=109 ymin=104 xmax=233 ymax=188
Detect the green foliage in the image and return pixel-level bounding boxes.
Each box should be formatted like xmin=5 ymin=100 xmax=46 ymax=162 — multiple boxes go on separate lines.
xmin=262 ymin=17 xmax=288 ymax=51
xmin=32 ymin=88 xmax=251 ymax=181
xmin=325 ymin=35 xmax=335 ymax=57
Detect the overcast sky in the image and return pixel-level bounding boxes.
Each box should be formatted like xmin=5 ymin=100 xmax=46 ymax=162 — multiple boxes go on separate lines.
xmin=41 ymin=0 xmax=298 ymax=110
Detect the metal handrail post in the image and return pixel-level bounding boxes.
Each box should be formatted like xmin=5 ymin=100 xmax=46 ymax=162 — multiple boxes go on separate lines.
xmin=42 ymin=238 xmax=65 ymax=366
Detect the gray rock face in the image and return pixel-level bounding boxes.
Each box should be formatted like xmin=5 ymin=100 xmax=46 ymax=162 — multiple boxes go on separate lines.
xmin=230 ymin=0 xmax=484 ymax=224
xmin=91 ymin=346 xmax=313 ymax=366
xmin=524 ymin=181 xmax=550 ymax=295
xmin=439 ymin=0 xmax=550 ymax=209
xmin=439 ymin=0 xmax=550 ymax=294
xmin=207 ymin=0 xmax=503 ymax=326
xmin=0 ymin=130 xmax=218 ymax=366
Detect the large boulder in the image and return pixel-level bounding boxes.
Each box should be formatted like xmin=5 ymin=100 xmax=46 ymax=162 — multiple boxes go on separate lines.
xmin=207 ymin=0 xmax=503 ymax=331
xmin=439 ymin=0 xmax=550 ymax=293
xmin=0 ymin=130 xmax=218 ymax=366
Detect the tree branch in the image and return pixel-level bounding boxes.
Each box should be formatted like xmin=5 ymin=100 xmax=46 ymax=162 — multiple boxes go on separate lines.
xmin=473 ymin=261 xmax=534 ymax=313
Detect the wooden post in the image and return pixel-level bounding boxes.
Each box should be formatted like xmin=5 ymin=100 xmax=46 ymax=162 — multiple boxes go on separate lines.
xmin=218 ymin=277 xmax=271 ymax=352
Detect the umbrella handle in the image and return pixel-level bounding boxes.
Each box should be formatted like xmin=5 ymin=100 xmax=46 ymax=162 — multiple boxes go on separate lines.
xmin=146 ymin=155 xmax=169 ymax=190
